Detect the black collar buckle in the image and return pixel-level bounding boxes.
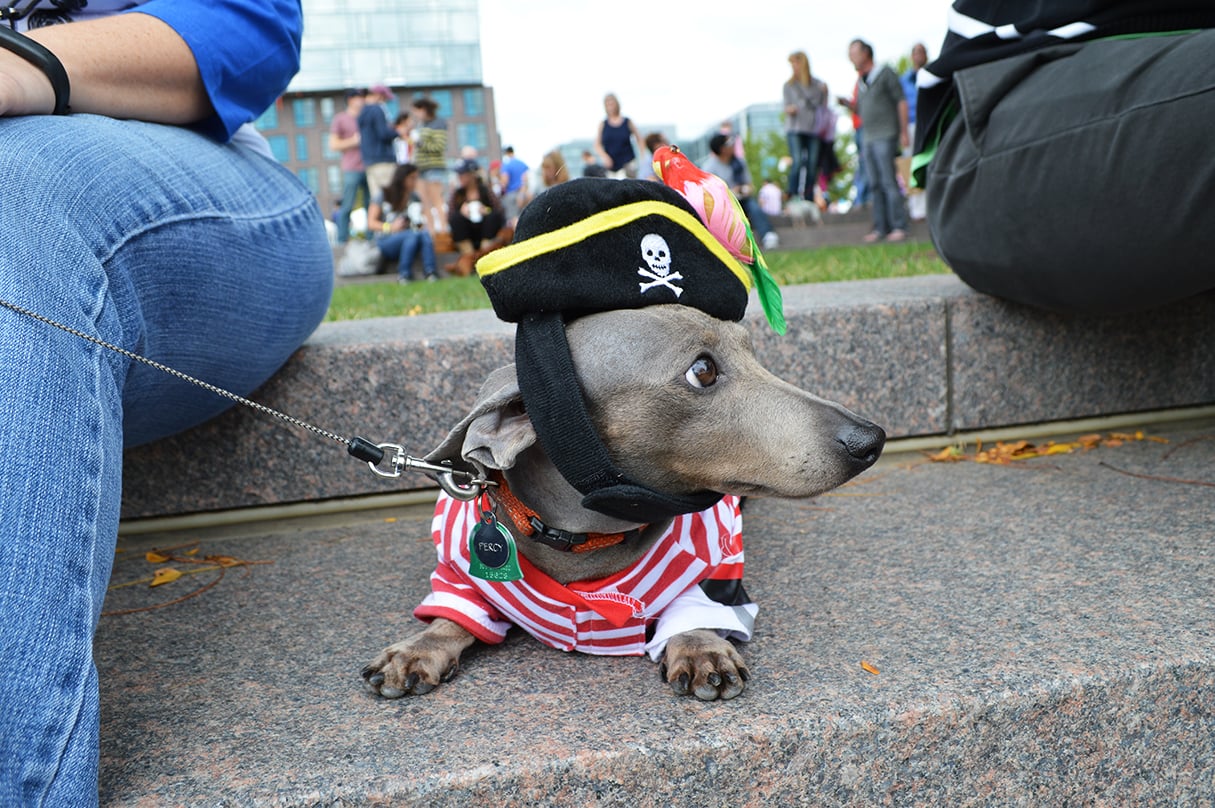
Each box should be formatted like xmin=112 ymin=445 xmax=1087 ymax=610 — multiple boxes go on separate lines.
xmin=527 ymin=517 xmax=586 ymax=551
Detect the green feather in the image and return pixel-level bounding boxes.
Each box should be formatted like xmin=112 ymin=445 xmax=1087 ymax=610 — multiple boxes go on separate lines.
xmin=741 ymin=222 xmax=786 ymax=335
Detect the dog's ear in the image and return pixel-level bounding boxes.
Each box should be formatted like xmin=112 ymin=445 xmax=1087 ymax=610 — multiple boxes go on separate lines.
xmin=425 ymin=364 xmax=537 ymax=471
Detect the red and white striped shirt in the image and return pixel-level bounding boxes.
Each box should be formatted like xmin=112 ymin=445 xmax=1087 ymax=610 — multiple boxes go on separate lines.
xmin=414 ymin=492 xmax=754 ymax=659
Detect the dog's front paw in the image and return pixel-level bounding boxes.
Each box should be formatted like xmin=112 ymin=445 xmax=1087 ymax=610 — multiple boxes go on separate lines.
xmin=362 ymin=618 xmax=476 ymax=698
xmin=660 ymin=629 xmax=749 ymax=701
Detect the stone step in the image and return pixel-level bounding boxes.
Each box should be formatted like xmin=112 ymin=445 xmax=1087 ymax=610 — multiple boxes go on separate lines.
xmin=122 ymin=273 xmax=1215 ymax=520
xmin=97 ymin=418 xmax=1215 ymax=805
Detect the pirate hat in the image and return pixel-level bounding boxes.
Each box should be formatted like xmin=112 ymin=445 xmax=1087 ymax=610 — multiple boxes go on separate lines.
xmin=475 ymin=179 xmax=757 ymax=523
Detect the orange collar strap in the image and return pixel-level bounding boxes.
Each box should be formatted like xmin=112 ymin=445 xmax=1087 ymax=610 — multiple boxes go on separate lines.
xmin=491 ymin=474 xmax=643 ymax=553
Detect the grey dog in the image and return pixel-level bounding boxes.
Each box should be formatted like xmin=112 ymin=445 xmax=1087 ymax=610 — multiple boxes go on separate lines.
xmin=363 ymin=304 xmax=884 ymax=701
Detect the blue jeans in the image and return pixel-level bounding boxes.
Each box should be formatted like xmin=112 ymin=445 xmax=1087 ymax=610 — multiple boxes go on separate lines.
xmin=377 ymin=228 xmax=437 ymax=279
xmin=0 ymin=115 xmax=333 ymax=805
xmin=785 ymin=131 xmax=821 ymax=200
xmin=862 ymin=135 xmax=908 ymax=236
xmin=336 ymin=169 xmax=368 ymax=243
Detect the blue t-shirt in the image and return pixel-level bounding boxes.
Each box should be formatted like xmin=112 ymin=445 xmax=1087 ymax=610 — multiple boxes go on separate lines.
xmin=141 ymin=0 xmax=303 ymax=141
xmin=500 ymin=157 xmax=530 ymax=193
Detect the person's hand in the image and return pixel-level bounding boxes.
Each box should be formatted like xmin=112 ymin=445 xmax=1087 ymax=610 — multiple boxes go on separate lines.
xmin=0 ymin=49 xmax=55 ymax=116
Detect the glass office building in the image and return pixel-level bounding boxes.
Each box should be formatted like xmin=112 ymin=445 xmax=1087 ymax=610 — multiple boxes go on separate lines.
xmin=258 ymin=0 xmax=498 ymax=213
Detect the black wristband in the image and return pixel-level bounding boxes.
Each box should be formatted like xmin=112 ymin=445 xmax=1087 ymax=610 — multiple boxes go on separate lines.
xmin=0 ymin=25 xmax=71 ymax=115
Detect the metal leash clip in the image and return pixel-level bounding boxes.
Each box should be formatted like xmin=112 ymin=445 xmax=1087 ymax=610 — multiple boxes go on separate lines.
xmin=348 ymin=437 xmax=494 ymax=500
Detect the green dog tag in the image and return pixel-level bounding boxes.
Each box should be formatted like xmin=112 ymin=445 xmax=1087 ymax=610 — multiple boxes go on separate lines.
xmin=468 ymin=509 xmax=523 ymax=582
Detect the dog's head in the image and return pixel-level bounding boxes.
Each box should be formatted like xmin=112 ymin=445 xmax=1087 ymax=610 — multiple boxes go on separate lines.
xmin=434 ymin=178 xmax=883 ymax=524
xmin=430 ymin=304 xmax=883 ymax=510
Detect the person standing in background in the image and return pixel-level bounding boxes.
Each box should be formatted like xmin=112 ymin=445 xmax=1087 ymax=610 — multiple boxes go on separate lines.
xmin=594 ymin=92 xmax=642 ymax=179
xmin=839 ymin=78 xmax=869 ymax=210
xmin=843 ymin=38 xmax=909 ymax=243
xmin=409 ymin=97 xmax=450 ymax=238
xmin=392 ymin=111 xmax=413 ymax=164
xmin=357 ymin=84 xmax=398 ymax=200
xmin=782 ymin=51 xmax=829 ymax=205
xmin=902 ymin=42 xmax=929 ymax=221
xmin=328 ymin=88 xmax=368 ymax=244
xmin=497 ymin=145 xmax=529 ymax=226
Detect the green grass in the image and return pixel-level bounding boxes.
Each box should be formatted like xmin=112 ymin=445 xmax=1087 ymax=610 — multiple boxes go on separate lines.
xmin=324 ymin=241 xmax=949 ymax=322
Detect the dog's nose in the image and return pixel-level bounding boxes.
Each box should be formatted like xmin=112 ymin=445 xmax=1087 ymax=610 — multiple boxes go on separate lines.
xmin=838 ymin=421 xmax=886 ymax=468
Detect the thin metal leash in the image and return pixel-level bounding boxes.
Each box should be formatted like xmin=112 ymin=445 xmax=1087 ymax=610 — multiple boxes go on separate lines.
xmin=0 ymin=296 xmax=491 ymax=500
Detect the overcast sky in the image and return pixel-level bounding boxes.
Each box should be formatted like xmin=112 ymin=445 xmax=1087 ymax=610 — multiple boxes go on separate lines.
xmin=478 ymin=0 xmax=953 ymax=163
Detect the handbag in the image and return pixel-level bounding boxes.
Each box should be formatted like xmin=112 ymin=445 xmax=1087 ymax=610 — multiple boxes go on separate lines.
xmin=813 ymin=105 xmax=838 ymax=141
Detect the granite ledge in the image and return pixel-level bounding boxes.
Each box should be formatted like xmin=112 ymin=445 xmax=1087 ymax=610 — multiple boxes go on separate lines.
xmin=120 ymin=276 xmax=1215 ymax=519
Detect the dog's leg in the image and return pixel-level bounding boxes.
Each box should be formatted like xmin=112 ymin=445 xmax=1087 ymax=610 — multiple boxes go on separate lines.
xmin=362 ymin=618 xmax=477 ymax=698
xmin=660 ymin=629 xmax=750 ymax=701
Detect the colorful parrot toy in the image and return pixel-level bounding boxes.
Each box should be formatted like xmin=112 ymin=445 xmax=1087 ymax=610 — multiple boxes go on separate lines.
xmin=652 ymin=144 xmax=786 ymax=335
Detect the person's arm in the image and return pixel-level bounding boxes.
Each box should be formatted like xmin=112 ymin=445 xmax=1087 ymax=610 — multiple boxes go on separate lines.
xmin=594 ymin=120 xmax=613 ymax=169
xmin=367 ymin=201 xmax=385 ymax=232
xmin=898 ymin=97 xmax=910 ymax=150
xmin=329 ymin=127 xmax=359 ymax=152
xmin=783 ymin=81 xmax=802 ymax=118
xmin=1 ymin=0 xmax=302 ymax=140
xmin=2 ymin=13 xmax=208 ymax=121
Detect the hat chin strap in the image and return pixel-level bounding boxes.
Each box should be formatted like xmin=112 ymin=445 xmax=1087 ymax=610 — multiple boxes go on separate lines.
xmin=514 ymin=313 xmax=724 ymax=524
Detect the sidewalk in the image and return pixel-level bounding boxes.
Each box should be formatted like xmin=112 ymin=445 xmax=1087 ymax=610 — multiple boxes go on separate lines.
xmin=98 ymin=417 xmax=1215 ymax=805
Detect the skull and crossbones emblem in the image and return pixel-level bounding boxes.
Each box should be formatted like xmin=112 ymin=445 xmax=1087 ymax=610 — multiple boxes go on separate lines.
xmin=637 ymin=233 xmax=683 ymax=297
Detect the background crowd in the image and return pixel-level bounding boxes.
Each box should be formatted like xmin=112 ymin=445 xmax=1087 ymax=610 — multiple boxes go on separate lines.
xmin=327 ymin=35 xmax=932 ymax=281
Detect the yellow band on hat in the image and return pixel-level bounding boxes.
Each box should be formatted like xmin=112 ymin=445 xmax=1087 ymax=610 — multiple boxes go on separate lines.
xmin=475 ymin=199 xmax=752 ymax=291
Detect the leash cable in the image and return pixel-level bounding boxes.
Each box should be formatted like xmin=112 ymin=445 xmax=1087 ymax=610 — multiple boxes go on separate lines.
xmin=0 ymin=296 xmax=489 ymax=499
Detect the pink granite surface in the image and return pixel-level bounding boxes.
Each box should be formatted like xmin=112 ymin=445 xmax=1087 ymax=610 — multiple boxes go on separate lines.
xmin=97 ymin=421 xmax=1215 ymax=805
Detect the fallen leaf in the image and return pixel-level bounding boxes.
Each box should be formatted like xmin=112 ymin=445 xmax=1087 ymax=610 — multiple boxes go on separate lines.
xmin=860 ymin=660 xmax=880 ymax=675
xmin=927 ymin=446 xmax=965 ymax=462
xmin=150 ymin=567 xmax=182 ymax=587
xmin=145 ymin=550 xmax=171 ymax=563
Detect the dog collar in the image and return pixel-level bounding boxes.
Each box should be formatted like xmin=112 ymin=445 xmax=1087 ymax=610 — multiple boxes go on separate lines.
xmin=491 ymin=474 xmax=643 ymax=553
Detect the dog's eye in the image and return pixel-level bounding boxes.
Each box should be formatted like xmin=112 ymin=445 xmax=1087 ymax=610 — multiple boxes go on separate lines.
xmin=684 ymin=356 xmax=718 ymax=388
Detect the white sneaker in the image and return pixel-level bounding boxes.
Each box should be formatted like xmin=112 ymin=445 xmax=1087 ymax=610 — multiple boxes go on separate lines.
xmin=762 ymin=231 xmax=779 ymax=250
